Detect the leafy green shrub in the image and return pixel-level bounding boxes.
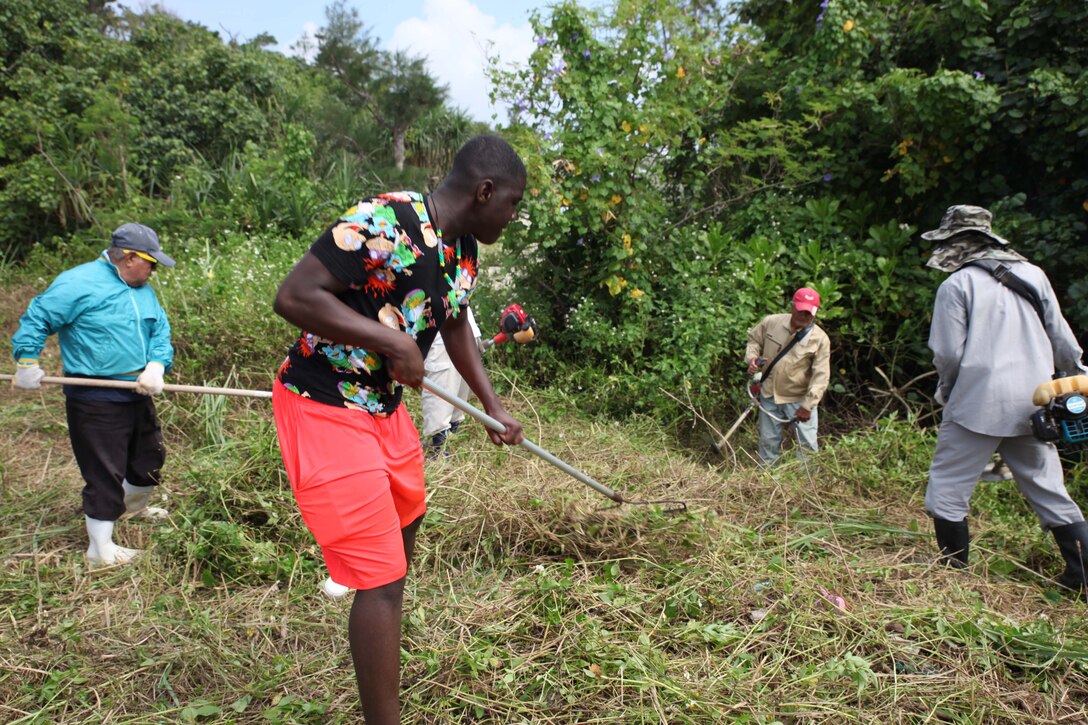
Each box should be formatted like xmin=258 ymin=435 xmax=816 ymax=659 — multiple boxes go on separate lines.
xmin=154 ymin=230 xmax=303 ymax=387
xmin=154 ymin=414 xmax=317 ymax=586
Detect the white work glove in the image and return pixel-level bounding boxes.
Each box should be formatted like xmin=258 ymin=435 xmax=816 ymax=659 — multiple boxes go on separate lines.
xmin=135 ymin=362 xmax=165 ymax=396
xmin=14 ymin=359 xmax=45 ymax=390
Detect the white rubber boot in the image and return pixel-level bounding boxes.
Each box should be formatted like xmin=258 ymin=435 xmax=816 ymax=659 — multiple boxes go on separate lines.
xmin=122 ymin=480 xmax=169 ymax=521
xmin=85 ymin=516 xmax=141 ymax=566
xmin=322 ymin=577 xmax=351 ymax=599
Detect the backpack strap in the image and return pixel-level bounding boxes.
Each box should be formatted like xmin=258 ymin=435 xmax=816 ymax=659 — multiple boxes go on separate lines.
xmin=966 ymin=260 xmax=1046 ymax=324
xmin=760 ymin=324 xmax=812 ymax=384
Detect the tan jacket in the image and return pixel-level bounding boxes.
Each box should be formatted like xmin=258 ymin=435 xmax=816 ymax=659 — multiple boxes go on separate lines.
xmin=745 ymin=314 xmax=831 ymax=409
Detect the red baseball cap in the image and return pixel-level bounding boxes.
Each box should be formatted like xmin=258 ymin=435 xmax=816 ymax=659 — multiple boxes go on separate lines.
xmin=793 ymin=287 xmax=820 ymax=314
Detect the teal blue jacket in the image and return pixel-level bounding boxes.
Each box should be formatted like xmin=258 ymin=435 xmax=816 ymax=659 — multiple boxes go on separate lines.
xmin=11 ymin=251 xmax=174 ymax=378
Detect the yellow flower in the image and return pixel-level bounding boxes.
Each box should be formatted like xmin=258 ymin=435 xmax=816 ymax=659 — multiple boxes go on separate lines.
xmin=677 ymin=66 xmax=687 ymax=78
xmin=1083 ymin=199 xmax=1088 ymax=212
xmin=603 ymin=275 xmax=628 ymax=296
xmin=621 ymin=120 xmax=632 ymax=133
xmin=530 ymin=187 xmax=540 ymax=196
xmin=639 ymin=124 xmax=648 ymax=134
xmin=942 ymin=155 xmax=952 ymax=163
xmin=610 ymin=194 xmax=623 ymax=205
xmin=843 ymin=19 xmax=855 ymax=32
xmin=631 ymin=289 xmax=645 ymax=300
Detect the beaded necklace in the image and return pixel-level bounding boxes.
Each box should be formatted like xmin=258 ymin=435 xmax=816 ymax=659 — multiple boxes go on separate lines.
xmin=427 ymin=195 xmax=462 ymax=318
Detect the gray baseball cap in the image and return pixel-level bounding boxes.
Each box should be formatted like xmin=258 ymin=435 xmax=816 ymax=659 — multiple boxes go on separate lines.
xmin=921 ymin=205 xmax=1009 ymax=246
xmin=110 ymin=223 xmax=176 ymax=267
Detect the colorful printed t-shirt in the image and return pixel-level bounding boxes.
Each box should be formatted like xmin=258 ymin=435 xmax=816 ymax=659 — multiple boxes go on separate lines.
xmin=277 ymin=191 xmax=479 ymax=415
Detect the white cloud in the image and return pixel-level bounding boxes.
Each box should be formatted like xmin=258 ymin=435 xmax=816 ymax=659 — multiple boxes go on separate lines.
xmin=283 ymin=21 xmax=320 ymax=62
xmin=389 ymin=0 xmax=535 ymax=122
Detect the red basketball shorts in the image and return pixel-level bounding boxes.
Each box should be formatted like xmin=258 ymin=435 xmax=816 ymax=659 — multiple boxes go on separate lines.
xmin=272 ymin=382 xmax=426 ymax=590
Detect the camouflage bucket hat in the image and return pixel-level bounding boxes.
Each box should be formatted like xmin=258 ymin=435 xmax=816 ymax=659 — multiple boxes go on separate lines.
xmin=921 ymin=205 xmax=1009 ymax=246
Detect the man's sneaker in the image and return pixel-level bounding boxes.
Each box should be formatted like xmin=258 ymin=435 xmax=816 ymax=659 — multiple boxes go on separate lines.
xmin=980 ymin=459 xmax=1014 ymax=482
xmin=426 ymin=430 xmax=449 ymax=459
xmin=322 ymin=577 xmax=351 ymax=599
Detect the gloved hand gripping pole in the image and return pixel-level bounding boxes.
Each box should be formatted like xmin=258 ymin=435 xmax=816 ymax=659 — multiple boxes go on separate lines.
xmin=421 ymin=377 xmax=686 ymax=512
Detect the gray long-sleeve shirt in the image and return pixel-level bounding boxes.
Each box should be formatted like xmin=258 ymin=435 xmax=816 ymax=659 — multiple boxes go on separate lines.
xmin=929 ymin=261 xmax=1086 ymax=437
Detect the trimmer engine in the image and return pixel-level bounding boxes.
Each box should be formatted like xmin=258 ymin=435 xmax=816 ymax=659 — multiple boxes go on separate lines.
xmin=1032 ymin=392 xmax=1088 ymax=449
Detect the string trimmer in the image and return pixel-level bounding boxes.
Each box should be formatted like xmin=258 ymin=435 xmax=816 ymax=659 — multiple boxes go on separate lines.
xmin=479 ymin=303 xmax=539 ymax=353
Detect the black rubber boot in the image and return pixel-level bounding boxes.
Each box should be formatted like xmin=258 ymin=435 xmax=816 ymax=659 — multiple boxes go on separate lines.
xmin=1051 ymin=521 xmax=1088 ymax=594
xmin=933 ymin=517 xmax=969 ymax=569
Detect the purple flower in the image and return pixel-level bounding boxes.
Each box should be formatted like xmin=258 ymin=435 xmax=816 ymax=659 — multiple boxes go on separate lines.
xmin=514 ymin=97 xmax=528 ymax=113
xmin=816 ymin=12 xmax=824 ymax=25
xmin=664 ymin=49 xmax=675 ymax=61
xmin=595 ymin=147 xmax=604 ymax=157
xmin=973 ymin=71 xmax=985 ymax=80
xmin=535 ymin=35 xmax=547 ymax=47
xmin=544 ymin=132 xmax=553 ymax=141
xmin=583 ymin=49 xmax=591 ymax=59
xmin=547 ymin=59 xmax=566 ymax=78
xmin=822 ymin=172 xmax=833 ymax=182
xmin=590 ymin=174 xmax=601 ymax=183
xmin=576 ymin=237 xmax=585 ymax=246
xmin=820 ymin=0 xmax=829 ymax=8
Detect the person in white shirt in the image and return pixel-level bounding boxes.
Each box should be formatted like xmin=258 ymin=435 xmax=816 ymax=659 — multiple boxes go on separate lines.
xmin=421 ymin=306 xmax=481 ymax=456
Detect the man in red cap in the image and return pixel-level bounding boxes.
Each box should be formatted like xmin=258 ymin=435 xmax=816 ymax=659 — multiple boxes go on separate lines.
xmin=744 ymin=287 xmax=831 ymax=465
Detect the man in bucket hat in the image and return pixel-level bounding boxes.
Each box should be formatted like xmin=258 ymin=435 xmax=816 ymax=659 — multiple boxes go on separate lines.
xmin=744 ymin=287 xmax=831 ymax=465
xmin=923 ymin=204 xmax=1088 ymax=594
xmin=11 ymin=223 xmax=176 ymax=566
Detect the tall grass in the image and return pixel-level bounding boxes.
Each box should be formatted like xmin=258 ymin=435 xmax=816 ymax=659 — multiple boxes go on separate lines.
xmin=2 ymin=224 xmax=1086 ymax=723
xmin=1 ymin=375 xmax=1086 ymax=723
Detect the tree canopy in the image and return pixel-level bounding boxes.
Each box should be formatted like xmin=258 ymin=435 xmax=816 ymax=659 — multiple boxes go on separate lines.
xmin=1 ymin=0 xmax=1083 ymax=424
xmin=0 ymin=0 xmax=474 ymax=258
xmin=488 ymin=0 xmax=1087 ymax=420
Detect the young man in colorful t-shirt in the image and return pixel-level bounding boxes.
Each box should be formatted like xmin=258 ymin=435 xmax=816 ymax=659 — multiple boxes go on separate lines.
xmin=271 ymin=135 xmax=526 ymax=723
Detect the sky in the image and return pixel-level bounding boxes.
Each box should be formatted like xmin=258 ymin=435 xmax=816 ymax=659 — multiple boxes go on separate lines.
xmin=119 ymin=0 xmax=547 ymax=122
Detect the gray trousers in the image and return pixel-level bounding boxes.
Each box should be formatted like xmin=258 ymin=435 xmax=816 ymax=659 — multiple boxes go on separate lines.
xmin=926 ymin=420 xmax=1084 ymax=528
xmin=757 ymin=398 xmax=818 ymax=465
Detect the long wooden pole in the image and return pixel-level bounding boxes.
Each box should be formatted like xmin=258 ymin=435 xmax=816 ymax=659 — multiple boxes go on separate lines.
xmin=0 ymin=374 xmax=272 ymax=398
xmin=3 ymin=373 xmax=683 ymax=508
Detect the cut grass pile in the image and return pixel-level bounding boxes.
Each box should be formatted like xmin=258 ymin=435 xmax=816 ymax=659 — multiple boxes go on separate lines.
xmin=2 ymin=373 xmax=1087 ymax=724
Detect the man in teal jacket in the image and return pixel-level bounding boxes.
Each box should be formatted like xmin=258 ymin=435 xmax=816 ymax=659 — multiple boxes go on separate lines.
xmin=11 ymin=223 xmax=176 ymax=566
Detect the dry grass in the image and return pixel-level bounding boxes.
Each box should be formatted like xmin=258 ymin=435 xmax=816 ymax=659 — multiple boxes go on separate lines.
xmin=1 ymin=378 xmax=1087 ymax=723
